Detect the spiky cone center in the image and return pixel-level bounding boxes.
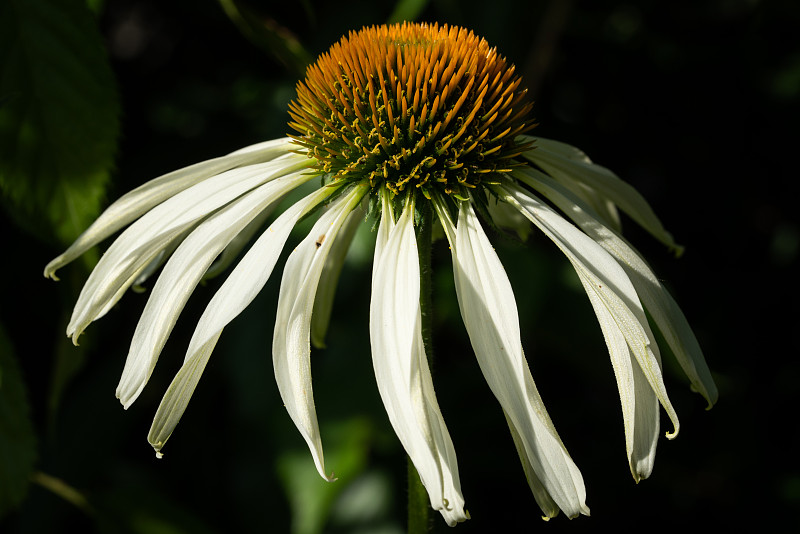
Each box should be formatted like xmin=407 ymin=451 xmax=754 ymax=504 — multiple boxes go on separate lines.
xmin=288 ymin=22 xmax=535 ymax=200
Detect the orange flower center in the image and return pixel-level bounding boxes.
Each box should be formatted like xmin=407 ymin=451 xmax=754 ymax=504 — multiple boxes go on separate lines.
xmin=289 ymin=22 xmax=535 ymax=198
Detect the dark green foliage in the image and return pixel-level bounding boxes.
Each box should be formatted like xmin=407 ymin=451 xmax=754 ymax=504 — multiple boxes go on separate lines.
xmin=0 ymin=0 xmax=119 ymax=245
xmin=0 ymin=324 xmax=37 ymax=517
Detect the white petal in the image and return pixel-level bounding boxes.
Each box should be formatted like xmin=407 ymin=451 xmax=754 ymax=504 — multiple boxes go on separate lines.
xmin=200 ymin=201 xmax=277 ymax=282
xmin=272 ymin=185 xmax=367 ymax=481
xmin=65 ymin=154 xmax=310 ymax=342
xmin=146 ymin=183 xmax=336 ymax=457
xmin=132 ymin=249 xmax=169 ymax=290
xmin=513 ymin=166 xmax=717 ymax=407
xmin=503 ymin=411 xmax=558 ymax=519
xmin=578 ymin=272 xmax=659 ymax=481
xmin=445 ymin=199 xmax=588 ymax=519
xmin=372 ymin=192 xmax=396 ymax=278
xmin=516 ymin=135 xmax=621 ymax=233
xmin=44 ymin=137 xmax=298 ymax=279
xmin=116 ymin=170 xmax=313 ymax=408
xmin=310 ymin=201 xmax=365 ymax=349
xmin=370 ymin=200 xmax=466 ymax=526
xmin=497 ymin=182 xmax=680 ymax=439
xmin=522 ymin=136 xmax=681 ymax=253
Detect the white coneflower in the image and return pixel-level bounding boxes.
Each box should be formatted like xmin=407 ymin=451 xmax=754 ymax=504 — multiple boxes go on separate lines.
xmin=45 ymin=22 xmax=716 ymax=526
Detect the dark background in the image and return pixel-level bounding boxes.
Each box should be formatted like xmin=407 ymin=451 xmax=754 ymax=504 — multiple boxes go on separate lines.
xmin=3 ymin=0 xmax=798 ymax=532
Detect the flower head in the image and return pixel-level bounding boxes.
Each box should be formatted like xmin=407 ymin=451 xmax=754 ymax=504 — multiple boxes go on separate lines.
xmin=287 ymin=23 xmax=533 ymax=198
xmin=46 ymin=22 xmax=716 ymax=526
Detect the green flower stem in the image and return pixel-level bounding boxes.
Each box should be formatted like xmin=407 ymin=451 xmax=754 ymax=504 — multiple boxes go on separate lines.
xmin=416 ymin=200 xmax=435 ymax=368
xmin=409 ymin=201 xmax=435 ymax=534
xmin=408 ymin=456 xmax=431 ymax=534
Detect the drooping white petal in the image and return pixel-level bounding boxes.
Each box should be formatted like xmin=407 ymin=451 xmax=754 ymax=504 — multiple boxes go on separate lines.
xmin=433 ymin=199 xmax=571 ymax=511
xmin=310 ymin=201 xmax=365 ymax=349
xmin=146 ymin=183 xmax=336 ymax=458
xmin=91 ymin=228 xmax=193 ymax=326
xmin=513 ymin=166 xmax=717 ymax=407
xmin=443 ymin=199 xmax=588 ymax=519
xmin=44 ymin=137 xmax=298 ymax=279
xmin=650 ymin=290 xmax=717 ymax=406
xmin=496 ymin=182 xmax=681 ymax=440
xmin=521 ymin=136 xmax=681 ymax=253
xmin=577 ymin=272 xmax=659 ymax=481
xmin=516 ymin=136 xmax=621 ymax=233
xmin=502 ymin=411 xmax=558 ymax=520
xmin=272 ymin=185 xmax=367 ymax=481
xmin=116 ymin=170 xmax=313 ymax=409
xmin=370 ymin=199 xmax=466 ymax=526
xmin=372 ymin=191 xmax=396 ymax=281
xmin=201 ymin=200 xmax=277 ymax=282
xmin=65 ymin=153 xmax=310 ymax=343
xmin=132 ymin=249 xmax=169 ymax=290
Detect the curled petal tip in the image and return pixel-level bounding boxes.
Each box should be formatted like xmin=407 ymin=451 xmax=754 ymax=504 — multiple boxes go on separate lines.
xmin=563 ymin=503 xmax=591 ymax=519
xmin=700 ymin=390 xmax=717 ymax=411
xmin=630 ymin=458 xmax=654 ymax=484
xmin=155 ymin=451 xmax=163 ymax=459
xmin=630 ymin=467 xmax=641 ymax=484
xmin=44 ymin=261 xmax=60 ymax=280
xmin=665 ymin=426 xmax=679 ymax=440
xmin=691 ymin=384 xmax=718 ymax=410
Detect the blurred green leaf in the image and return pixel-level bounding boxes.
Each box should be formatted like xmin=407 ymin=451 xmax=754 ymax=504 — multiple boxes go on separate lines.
xmin=85 ymin=0 xmax=105 ymax=15
xmin=91 ymin=484 xmax=219 ymax=534
xmin=387 ymin=0 xmax=430 ymax=23
xmin=0 ymin=0 xmax=120 ymax=246
xmin=0 ymin=323 xmax=37 ymax=517
xmin=277 ymin=418 xmax=374 ymax=534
